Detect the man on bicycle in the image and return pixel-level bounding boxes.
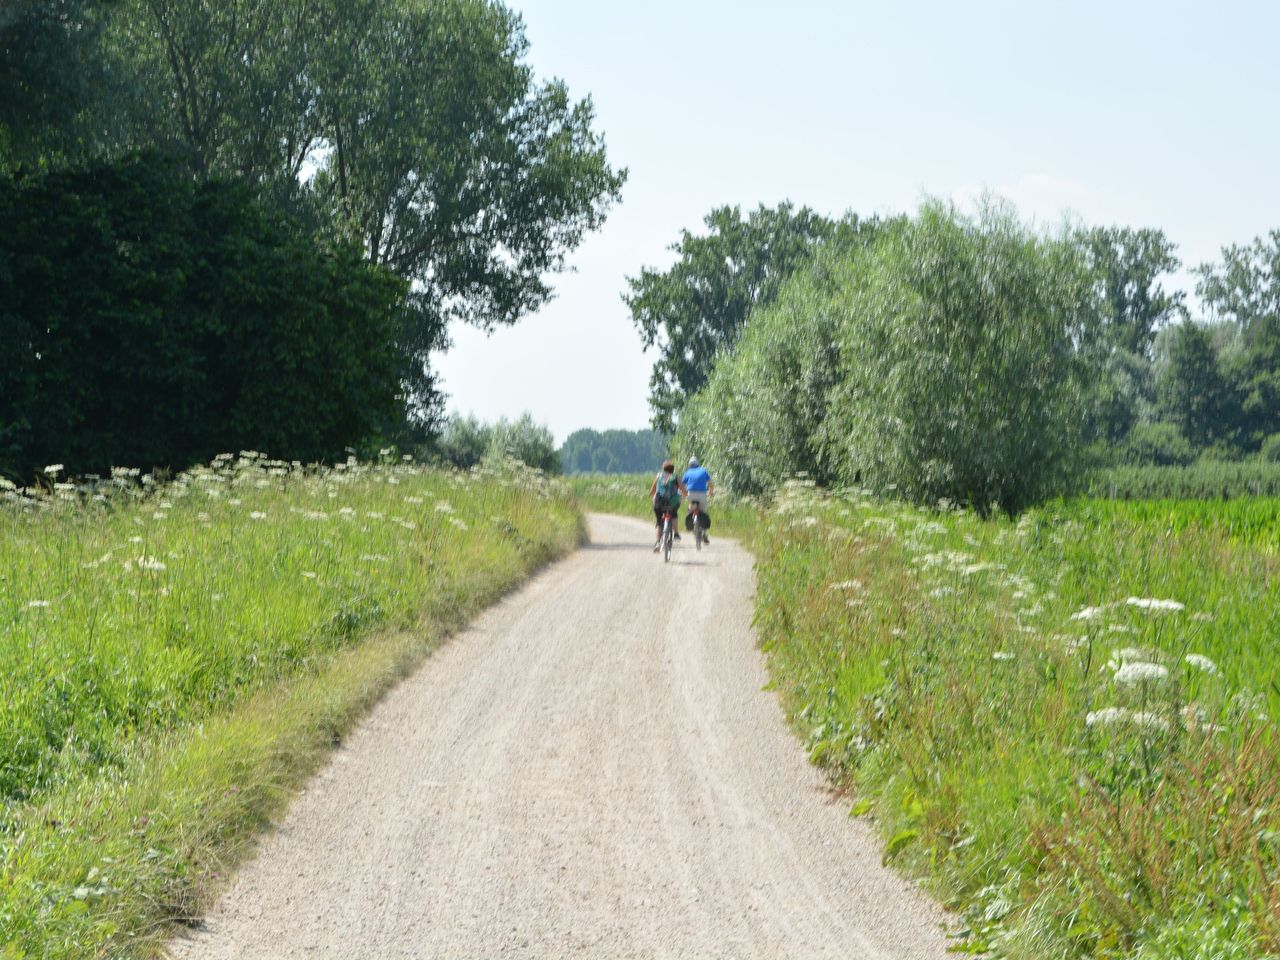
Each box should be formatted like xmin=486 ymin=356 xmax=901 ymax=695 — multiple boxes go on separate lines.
xmin=649 ymin=459 xmax=686 ymax=552
xmin=682 ymin=457 xmax=713 ymax=544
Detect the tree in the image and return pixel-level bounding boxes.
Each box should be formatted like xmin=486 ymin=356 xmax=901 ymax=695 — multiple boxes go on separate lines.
xmin=0 ymin=0 xmax=123 ymax=167
xmin=0 ymin=155 xmax=406 ymax=480
xmin=107 ymin=0 xmax=625 ymax=428
xmin=1084 ymin=226 xmax=1184 ymax=356
xmin=1156 ymin=322 xmax=1239 ymax=451
xmin=558 ymin=428 xmax=669 ymax=474
xmin=1197 ymin=232 xmax=1280 ymax=447
xmin=626 ymin=203 xmax=861 ymax=432
xmin=677 ymin=202 xmax=1097 ymax=513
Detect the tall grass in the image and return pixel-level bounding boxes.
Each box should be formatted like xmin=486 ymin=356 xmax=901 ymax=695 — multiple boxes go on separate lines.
xmin=752 ymin=482 xmax=1280 ymax=959
xmin=0 ymin=454 xmax=580 ymax=957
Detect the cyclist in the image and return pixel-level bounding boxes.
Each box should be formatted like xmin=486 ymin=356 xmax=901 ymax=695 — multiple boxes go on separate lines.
xmin=682 ymin=456 xmax=714 ymax=544
xmin=649 ymin=459 xmax=686 ymax=552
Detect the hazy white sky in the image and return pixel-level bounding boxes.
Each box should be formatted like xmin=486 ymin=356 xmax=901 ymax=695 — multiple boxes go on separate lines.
xmin=434 ymin=0 xmax=1280 ymax=444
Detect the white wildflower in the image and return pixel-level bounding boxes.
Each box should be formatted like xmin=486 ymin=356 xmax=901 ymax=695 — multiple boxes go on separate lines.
xmin=1087 ymin=707 xmax=1132 ymax=728
xmin=128 ymin=536 xmax=143 ymax=544
xmin=137 ymin=556 xmax=166 ymax=572
xmin=43 ymin=464 xmax=64 ymax=476
xmin=992 ymin=651 xmax=1015 ymax=661
xmin=1185 ymin=654 xmax=1218 ymax=675
xmin=1114 ymin=662 xmax=1169 ymax=685
xmin=449 ymin=517 xmax=469 ymax=531
xmin=249 ymin=511 xmax=267 ymax=520
xmin=929 ymin=586 xmax=954 ymax=599
xmin=301 ymin=571 xmax=317 ymax=579
xmin=1071 ymin=605 xmax=1106 ymax=622
xmin=27 ymin=600 xmax=51 ymax=609
xmin=828 ymin=580 xmax=863 ymax=592
xmin=1125 ymin=597 xmax=1185 ymax=613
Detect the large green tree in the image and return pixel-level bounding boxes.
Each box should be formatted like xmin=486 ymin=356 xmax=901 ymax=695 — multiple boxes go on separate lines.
xmin=106 ymin=0 xmax=624 ymax=427
xmin=0 ymin=155 xmax=407 ymax=480
xmin=625 ymin=203 xmax=859 ymax=433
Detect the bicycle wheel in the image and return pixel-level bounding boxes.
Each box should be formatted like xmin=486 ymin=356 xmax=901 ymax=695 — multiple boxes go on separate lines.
xmin=663 ymin=518 xmax=673 ymax=562
xmin=694 ymin=515 xmax=702 ymax=551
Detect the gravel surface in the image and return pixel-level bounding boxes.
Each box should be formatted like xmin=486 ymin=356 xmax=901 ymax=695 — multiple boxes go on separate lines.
xmin=170 ymin=514 xmax=953 ymax=959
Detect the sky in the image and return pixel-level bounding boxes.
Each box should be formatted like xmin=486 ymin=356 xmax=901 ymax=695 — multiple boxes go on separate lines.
xmin=434 ymin=0 xmax=1280 ymax=444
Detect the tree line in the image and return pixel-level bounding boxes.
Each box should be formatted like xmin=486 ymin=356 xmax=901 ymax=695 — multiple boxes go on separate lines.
xmin=0 ymin=0 xmax=623 ymax=481
xmin=629 ymin=202 xmax=1280 ymax=513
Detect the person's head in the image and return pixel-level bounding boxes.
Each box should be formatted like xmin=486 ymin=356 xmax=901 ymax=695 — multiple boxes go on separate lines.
xmin=688 ymin=457 xmax=700 ymax=468
xmin=662 ymin=459 xmax=674 ymax=474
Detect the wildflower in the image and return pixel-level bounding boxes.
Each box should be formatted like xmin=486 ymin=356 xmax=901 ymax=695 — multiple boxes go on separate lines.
xmin=1185 ymin=654 xmax=1218 ymax=675
xmin=1125 ymin=597 xmax=1185 ymax=613
xmin=301 ymin=571 xmax=317 ymax=579
xmin=27 ymin=600 xmax=51 ymax=608
xmin=43 ymin=464 xmax=64 ymax=476
xmin=249 ymin=512 xmax=267 ymax=520
xmin=992 ymin=651 xmax=1015 ymax=661
xmin=449 ymin=517 xmax=469 ymax=531
xmin=1070 ymin=605 xmax=1105 ymax=622
xmin=128 ymin=536 xmax=143 ymax=544
xmin=828 ymin=580 xmax=863 ymax=592
xmin=929 ymin=586 xmax=953 ymax=599
xmin=1114 ymin=662 xmax=1168 ymax=685
xmin=137 ymin=556 xmax=166 ymax=572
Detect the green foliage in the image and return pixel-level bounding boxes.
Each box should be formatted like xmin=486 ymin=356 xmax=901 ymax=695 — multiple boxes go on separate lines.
xmin=558 ymin=428 xmax=669 ymax=474
xmin=1088 ymin=461 xmax=1280 ymax=500
xmin=679 ymin=202 xmax=1096 ymax=514
xmin=0 ymin=155 xmax=406 ymax=480
xmin=0 ymin=454 xmax=579 ymax=956
xmin=626 ymin=203 xmax=864 ymax=432
xmin=1083 ymin=226 xmax=1184 ymax=356
xmin=435 ymin=413 xmax=559 ymax=473
xmin=0 ymin=0 xmax=122 ymax=168
xmin=102 ymin=0 xmax=624 ymax=424
xmin=749 ymin=483 xmax=1280 ymax=960
xmin=1157 ymin=321 xmax=1240 ymax=450
xmin=1261 ymin=433 xmax=1280 ymax=463
xmin=1119 ymin=422 xmax=1196 ymax=467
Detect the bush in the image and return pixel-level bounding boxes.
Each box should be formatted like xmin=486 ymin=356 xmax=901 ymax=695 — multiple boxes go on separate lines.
xmin=1120 ymin=422 xmax=1196 ymax=466
xmin=1260 ymin=433 xmax=1280 ymax=463
xmin=0 ymin=154 xmax=407 ymax=481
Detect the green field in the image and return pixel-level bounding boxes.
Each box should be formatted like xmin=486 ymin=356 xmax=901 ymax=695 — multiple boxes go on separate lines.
xmin=749 ymin=483 xmax=1280 ymax=959
xmin=0 ymin=455 xmax=580 ymax=957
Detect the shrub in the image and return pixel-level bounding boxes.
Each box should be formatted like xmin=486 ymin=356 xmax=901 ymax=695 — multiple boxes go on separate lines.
xmin=1260 ymin=433 xmax=1280 ymax=463
xmin=1120 ymin=422 xmax=1196 ymax=466
xmin=0 ymin=154 xmax=407 ymax=481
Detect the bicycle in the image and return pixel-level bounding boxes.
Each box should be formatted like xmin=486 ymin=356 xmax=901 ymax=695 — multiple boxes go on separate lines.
xmin=688 ymin=499 xmax=706 ymax=551
xmin=660 ymin=505 xmax=677 ymax=562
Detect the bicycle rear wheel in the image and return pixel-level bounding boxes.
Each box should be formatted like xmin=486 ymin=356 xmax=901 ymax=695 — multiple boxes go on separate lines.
xmin=663 ymin=518 xmax=673 ymax=562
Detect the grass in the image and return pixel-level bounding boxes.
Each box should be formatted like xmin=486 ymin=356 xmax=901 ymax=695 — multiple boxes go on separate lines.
xmin=750 ymin=481 xmax=1280 ymax=959
xmin=0 ymin=454 xmax=581 ymax=958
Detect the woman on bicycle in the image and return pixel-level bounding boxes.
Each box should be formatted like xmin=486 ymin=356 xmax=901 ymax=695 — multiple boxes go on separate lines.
xmin=648 ymin=459 xmax=686 ymax=552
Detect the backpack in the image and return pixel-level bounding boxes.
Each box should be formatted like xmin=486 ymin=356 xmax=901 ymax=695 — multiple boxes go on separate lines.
xmin=655 ymin=472 xmax=680 ymax=508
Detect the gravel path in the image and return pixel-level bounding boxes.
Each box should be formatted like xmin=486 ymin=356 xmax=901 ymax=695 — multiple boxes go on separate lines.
xmin=170 ymin=514 xmax=952 ymax=959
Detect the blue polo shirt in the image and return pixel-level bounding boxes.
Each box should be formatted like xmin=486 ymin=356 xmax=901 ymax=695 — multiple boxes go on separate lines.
xmin=682 ymin=466 xmax=711 ymax=492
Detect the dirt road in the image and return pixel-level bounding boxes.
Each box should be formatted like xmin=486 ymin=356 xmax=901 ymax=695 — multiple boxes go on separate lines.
xmin=171 ymin=514 xmax=952 ymax=959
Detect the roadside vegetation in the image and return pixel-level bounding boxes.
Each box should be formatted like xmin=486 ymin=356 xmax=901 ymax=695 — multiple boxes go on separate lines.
xmin=752 ymin=482 xmax=1279 ymax=959
xmin=568 ymin=473 xmax=758 ymax=538
xmin=0 ymin=454 xmax=579 ymax=958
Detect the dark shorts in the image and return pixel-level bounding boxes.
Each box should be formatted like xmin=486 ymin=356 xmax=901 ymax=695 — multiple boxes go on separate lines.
xmin=654 ymin=500 xmax=679 ymax=527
